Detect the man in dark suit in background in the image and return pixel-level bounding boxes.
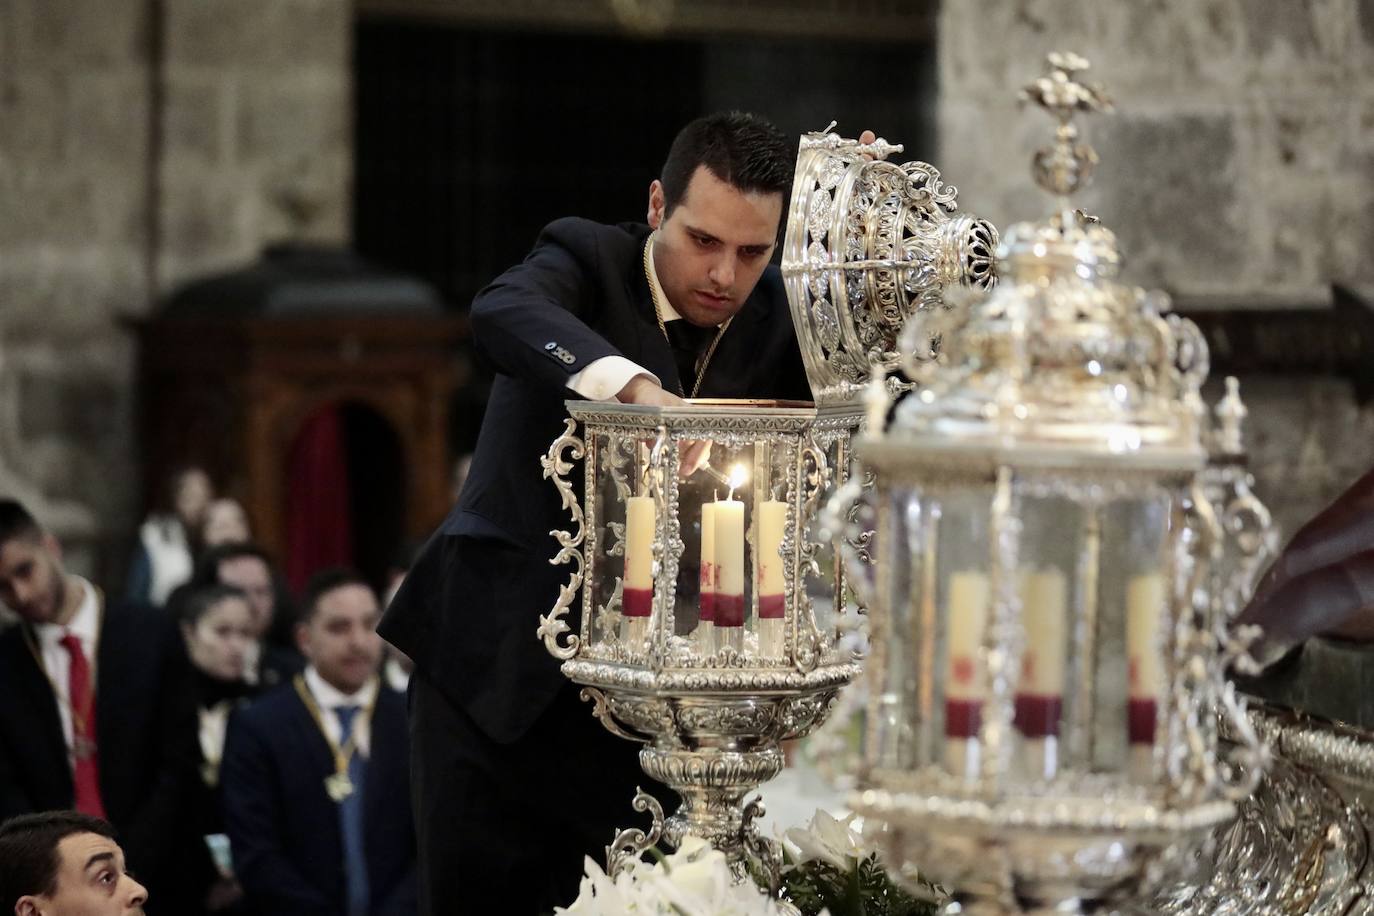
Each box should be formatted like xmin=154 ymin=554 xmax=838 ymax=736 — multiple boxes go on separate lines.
xmin=222 ymin=569 xmax=415 ymax=916
xmin=0 ymin=499 xmax=196 ymax=913
xmin=380 ymin=111 xmax=840 ymax=913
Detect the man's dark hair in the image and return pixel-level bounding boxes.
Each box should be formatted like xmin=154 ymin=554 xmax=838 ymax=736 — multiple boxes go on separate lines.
xmin=194 ymin=542 xmax=276 ymax=586
xmin=659 ymin=111 xmax=793 ymax=217
xmin=0 ymin=811 xmax=117 ymax=906
xmin=180 ymin=583 xmax=251 ymax=628
xmin=299 ymin=568 xmax=374 ymax=623
xmin=0 ymin=499 xmax=44 ymax=549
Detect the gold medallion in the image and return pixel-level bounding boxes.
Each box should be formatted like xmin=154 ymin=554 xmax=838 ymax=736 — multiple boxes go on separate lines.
xmin=324 ymin=772 xmax=354 ymax=802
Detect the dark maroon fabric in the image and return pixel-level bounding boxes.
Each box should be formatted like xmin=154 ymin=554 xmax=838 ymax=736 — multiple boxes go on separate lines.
xmin=286 ymin=405 xmax=354 ymax=593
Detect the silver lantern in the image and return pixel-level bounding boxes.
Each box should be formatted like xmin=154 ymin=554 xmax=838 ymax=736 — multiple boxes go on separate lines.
xmin=830 ymin=53 xmax=1268 ymax=913
xmin=538 ymin=128 xmax=997 ymax=881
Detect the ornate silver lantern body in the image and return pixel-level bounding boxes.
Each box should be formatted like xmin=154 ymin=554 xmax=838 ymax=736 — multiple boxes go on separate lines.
xmin=833 ymin=55 xmax=1267 ymax=913
xmin=539 ymin=129 xmax=997 ymax=877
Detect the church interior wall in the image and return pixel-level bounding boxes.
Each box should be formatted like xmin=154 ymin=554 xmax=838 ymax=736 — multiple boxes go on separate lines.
xmin=0 ymin=0 xmax=1368 ymax=579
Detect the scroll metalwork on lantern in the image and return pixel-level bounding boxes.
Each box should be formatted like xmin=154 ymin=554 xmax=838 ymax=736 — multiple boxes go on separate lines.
xmin=780 ymin=126 xmax=998 ymax=406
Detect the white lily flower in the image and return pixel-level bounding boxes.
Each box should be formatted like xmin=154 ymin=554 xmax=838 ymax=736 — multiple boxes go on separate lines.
xmin=783 ymin=809 xmax=869 ymax=871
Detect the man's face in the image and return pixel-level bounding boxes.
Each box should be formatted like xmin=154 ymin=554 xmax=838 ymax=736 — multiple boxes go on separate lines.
xmin=16 ymin=832 xmax=148 ymax=916
xmin=297 ymin=583 xmax=383 ymax=694
xmin=216 ymin=556 xmax=274 ymax=637
xmin=647 ymin=165 xmax=783 ymax=329
xmin=0 ymin=535 xmax=67 ymax=625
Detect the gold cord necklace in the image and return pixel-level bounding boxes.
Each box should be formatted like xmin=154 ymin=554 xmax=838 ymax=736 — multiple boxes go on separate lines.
xmin=643 ymin=235 xmax=731 ymax=399
xmin=293 ymin=674 xmax=379 ymax=803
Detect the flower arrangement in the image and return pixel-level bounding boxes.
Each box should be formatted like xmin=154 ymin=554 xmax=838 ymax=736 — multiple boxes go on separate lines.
xmin=780 ymin=811 xmax=941 ymax=916
xmin=557 ymin=811 xmax=941 ymax=916
xmin=556 ymin=835 xmax=795 ymax=916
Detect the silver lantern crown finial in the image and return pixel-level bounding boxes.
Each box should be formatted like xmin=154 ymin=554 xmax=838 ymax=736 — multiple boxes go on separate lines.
xmin=1020 ymin=51 xmax=1114 ymax=201
xmin=888 ymin=52 xmax=1207 ymax=468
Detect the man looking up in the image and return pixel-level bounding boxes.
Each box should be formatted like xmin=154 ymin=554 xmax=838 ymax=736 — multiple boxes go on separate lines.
xmin=0 ymin=501 xmax=195 ymax=912
xmin=381 ymin=111 xmax=855 ymax=913
xmin=0 ymin=811 xmax=149 ymax=916
xmin=221 ymin=569 xmax=414 ymax=916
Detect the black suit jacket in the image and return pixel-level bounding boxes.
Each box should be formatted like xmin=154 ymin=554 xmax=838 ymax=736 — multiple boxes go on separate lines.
xmin=0 ymin=600 xmax=197 ymax=897
xmin=379 ymin=217 xmax=810 ymax=742
xmin=220 ymin=680 xmax=417 ymax=916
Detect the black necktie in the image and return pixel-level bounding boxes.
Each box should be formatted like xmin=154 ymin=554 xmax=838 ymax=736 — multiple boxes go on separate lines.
xmin=664 ymin=319 xmax=716 ymax=395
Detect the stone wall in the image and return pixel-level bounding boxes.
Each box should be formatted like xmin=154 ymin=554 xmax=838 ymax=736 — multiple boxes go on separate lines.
xmin=0 ymin=0 xmax=350 ymax=579
xmin=937 ymin=0 xmax=1374 ymax=546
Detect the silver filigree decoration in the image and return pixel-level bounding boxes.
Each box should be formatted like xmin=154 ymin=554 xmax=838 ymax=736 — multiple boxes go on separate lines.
xmin=605 ymin=787 xmax=666 ymax=878
xmin=539 ymin=418 xmax=584 ymax=660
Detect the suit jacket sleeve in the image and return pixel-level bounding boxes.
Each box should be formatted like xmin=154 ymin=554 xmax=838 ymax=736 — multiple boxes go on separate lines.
xmin=221 ymin=711 xmax=333 ymax=915
xmin=469 ymin=218 xmax=626 ymax=392
xmin=115 ymin=616 xmax=200 ymax=884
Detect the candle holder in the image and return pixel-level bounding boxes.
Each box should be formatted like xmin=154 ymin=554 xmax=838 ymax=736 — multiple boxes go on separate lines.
xmin=539 ymin=127 xmax=997 ymax=882
xmin=826 ymin=53 xmax=1269 ymax=913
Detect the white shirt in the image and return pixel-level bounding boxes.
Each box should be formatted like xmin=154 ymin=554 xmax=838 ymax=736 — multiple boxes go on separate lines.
xmin=303 ymin=666 xmax=379 ymax=759
xmin=32 ymin=577 xmax=100 ymax=758
xmin=565 ymin=235 xmax=701 ymax=401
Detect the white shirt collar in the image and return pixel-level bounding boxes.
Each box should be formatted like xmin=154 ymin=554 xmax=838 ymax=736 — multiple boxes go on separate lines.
xmin=34 ymin=577 xmax=99 ymax=649
xmin=647 ymin=234 xmax=684 ymax=324
xmin=303 ymin=665 xmax=379 ymax=711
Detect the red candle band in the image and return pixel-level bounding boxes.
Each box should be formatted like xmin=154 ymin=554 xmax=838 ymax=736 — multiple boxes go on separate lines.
xmin=945 ymin=698 xmax=983 ymax=739
xmin=623 ymin=587 xmax=653 ymax=619
xmin=1013 ymin=693 xmax=1062 ymax=739
xmin=715 ymin=593 xmax=745 ymax=627
xmin=1128 ymin=697 xmax=1156 ymax=745
xmin=699 ymin=592 xmax=716 ymax=623
xmin=758 ymin=593 xmax=785 ymax=620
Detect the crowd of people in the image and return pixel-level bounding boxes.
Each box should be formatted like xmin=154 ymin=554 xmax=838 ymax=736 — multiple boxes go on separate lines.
xmin=0 ymin=486 xmax=418 ymax=915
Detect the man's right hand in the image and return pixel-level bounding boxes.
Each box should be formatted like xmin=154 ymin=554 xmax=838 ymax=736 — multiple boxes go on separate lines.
xmin=617 ymin=374 xmax=685 ymax=408
xmin=615 ymin=375 xmax=711 ymax=477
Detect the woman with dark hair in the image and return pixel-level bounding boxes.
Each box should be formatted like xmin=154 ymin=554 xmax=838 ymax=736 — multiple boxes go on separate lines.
xmin=125 ymin=466 xmax=214 ymax=607
xmin=178 ymin=584 xmax=259 ymax=913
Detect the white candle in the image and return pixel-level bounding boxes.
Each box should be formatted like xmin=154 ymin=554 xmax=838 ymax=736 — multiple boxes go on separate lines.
xmin=944 ymin=570 xmax=988 ymax=779
xmin=1126 ymin=573 xmax=1165 ymax=753
xmin=623 ymin=495 xmax=655 ymax=620
xmin=756 ymin=500 xmax=787 ymax=617
xmin=698 ymin=501 xmax=717 ymax=653
xmin=713 ymin=498 xmax=745 ymax=628
xmin=756 ymin=499 xmax=787 ymax=657
xmin=946 ymin=571 xmax=988 ymax=703
xmin=1015 ymin=567 xmax=1067 ymax=766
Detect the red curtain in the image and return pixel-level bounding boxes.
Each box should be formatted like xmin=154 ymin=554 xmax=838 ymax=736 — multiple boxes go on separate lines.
xmin=286 ymin=405 xmax=354 ymax=593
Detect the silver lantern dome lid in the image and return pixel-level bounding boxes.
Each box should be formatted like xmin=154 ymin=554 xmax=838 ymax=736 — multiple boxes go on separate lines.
xmin=881 ymin=52 xmax=1209 ymax=473
xmin=780 ymin=125 xmax=999 ymax=407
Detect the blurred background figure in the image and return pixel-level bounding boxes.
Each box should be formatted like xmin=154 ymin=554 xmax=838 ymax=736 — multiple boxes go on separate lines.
xmin=171 ymin=543 xmax=304 ymax=690
xmin=201 ymin=500 xmax=253 ymax=550
xmin=125 ymin=466 xmax=214 ymax=607
xmin=221 ymin=570 xmax=416 ymax=915
xmin=178 ymin=584 xmax=260 ymax=913
xmin=0 ymin=499 xmax=197 ymax=913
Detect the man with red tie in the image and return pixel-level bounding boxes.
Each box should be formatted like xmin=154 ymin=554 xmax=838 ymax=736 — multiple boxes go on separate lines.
xmin=0 ymin=500 xmax=196 ymax=913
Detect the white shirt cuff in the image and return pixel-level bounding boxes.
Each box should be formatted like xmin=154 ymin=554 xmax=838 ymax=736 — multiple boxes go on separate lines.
xmin=567 ymin=356 xmax=660 ymax=402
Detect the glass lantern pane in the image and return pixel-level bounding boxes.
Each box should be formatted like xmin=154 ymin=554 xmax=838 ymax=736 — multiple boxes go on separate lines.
xmin=1094 ymin=496 xmax=1171 ymax=782
xmin=590 ymin=432 xmax=657 ymax=651
xmin=933 ymin=487 xmax=992 ymax=782
xmin=1010 ymin=486 xmax=1083 ymax=785
xmin=870 ymin=482 xmax=923 ymax=771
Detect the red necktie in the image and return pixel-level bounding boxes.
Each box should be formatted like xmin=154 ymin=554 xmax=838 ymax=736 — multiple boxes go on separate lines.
xmin=59 ymin=633 xmax=106 ymax=818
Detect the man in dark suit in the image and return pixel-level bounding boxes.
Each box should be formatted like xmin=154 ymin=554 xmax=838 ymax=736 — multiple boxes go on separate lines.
xmin=0 ymin=499 xmax=196 ymax=913
xmin=380 ymin=111 xmax=833 ymax=913
xmin=222 ymin=569 xmax=415 ymax=916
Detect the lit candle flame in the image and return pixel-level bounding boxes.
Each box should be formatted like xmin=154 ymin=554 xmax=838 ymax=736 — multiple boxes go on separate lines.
xmin=727 ymin=463 xmax=748 ymax=500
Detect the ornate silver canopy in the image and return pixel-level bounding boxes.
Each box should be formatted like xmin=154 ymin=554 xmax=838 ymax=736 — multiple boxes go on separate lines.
xmin=780 ymin=127 xmax=998 ymax=406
